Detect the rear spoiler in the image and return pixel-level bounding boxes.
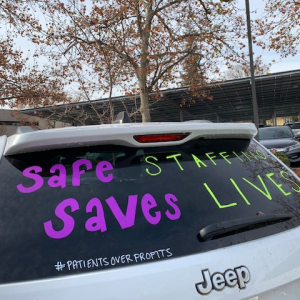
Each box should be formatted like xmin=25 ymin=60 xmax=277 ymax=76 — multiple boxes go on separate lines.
xmin=4 ymin=123 xmax=257 ymax=156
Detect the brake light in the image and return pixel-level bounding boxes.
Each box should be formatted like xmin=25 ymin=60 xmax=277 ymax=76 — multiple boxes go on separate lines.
xmin=133 ymin=133 xmax=190 ymax=143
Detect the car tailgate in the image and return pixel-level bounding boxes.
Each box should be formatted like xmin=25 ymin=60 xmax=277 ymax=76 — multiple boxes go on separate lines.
xmin=1 ymin=226 xmax=300 ymax=300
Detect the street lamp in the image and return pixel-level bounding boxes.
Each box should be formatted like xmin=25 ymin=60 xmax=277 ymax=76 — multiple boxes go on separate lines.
xmin=222 ymin=0 xmax=260 ymax=139
xmin=245 ymin=0 xmax=259 ymax=140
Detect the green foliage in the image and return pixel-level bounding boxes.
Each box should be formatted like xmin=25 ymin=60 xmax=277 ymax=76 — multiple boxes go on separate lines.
xmin=272 ymin=151 xmax=290 ymax=167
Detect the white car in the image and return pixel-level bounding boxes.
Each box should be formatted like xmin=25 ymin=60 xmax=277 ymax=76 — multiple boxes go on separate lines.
xmin=0 ymin=116 xmax=300 ymax=299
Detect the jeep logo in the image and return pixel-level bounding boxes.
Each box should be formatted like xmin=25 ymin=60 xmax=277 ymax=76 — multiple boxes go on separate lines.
xmin=195 ymin=266 xmax=250 ymax=295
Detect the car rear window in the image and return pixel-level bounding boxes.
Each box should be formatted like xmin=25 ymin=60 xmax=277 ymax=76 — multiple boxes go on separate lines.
xmin=259 ymin=126 xmax=294 ymax=139
xmin=0 ymin=138 xmax=300 ymax=283
xmin=290 ymin=123 xmax=300 ymax=130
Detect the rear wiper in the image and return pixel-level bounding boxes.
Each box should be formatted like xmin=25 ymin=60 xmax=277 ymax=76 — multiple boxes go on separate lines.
xmin=199 ymin=214 xmax=293 ymax=241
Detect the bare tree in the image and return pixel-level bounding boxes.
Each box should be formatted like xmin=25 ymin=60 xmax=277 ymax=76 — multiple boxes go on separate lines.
xmin=21 ymin=0 xmax=247 ymax=122
xmin=255 ymin=0 xmax=300 ymax=58
xmin=0 ymin=1 xmax=69 ymax=108
xmin=44 ymin=101 xmax=113 ymax=126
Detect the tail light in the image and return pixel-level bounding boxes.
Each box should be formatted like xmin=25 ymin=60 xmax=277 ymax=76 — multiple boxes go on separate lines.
xmin=133 ymin=133 xmax=190 ymax=143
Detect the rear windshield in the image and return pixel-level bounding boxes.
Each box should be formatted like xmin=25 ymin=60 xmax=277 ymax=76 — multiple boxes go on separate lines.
xmin=289 ymin=123 xmax=300 ymax=130
xmin=259 ymin=127 xmax=294 ymax=140
xmin=0 ymin=138 xmax=300 ymax=283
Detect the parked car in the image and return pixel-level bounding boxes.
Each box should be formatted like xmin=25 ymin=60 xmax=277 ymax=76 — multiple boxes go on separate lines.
xmin=285 ymin=121 xmax=300 ymax=136
xmin=0 ymin=116 xmax=300 ymax=300
xmin=259 ymin=125 xmax=300 ymax=165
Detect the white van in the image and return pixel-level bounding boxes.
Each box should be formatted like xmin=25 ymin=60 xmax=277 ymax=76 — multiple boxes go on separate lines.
xmin=0 ymin=120 xmax=299 ymax=299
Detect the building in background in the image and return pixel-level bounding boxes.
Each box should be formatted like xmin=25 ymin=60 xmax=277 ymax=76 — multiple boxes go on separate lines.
xmin=0 ymin=109 xmax=70 ymax=136
xmin=20 ymin=69 xmax=300 ymax=126
xmin=266 ymin=115 xmax=300 ymax=126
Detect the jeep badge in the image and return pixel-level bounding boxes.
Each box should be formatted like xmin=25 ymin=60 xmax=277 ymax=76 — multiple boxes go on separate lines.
xmin=195 ymin=266 xmax=250 ymax=295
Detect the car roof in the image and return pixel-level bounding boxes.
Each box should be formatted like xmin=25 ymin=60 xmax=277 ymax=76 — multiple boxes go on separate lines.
xmin=4 ymin=122 xmax=257 ymax=156
xmin=259 ymin=126 xmax=291 ymax=130
xmin=285 ymin=122 xmax=300 ymax=125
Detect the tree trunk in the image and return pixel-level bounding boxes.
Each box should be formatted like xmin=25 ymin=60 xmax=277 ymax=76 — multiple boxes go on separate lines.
xmin=138 ymin=2 xmax=153 ymax=123
xmin=140 ymin=88 xmax=151 ymax=122
xmin=108 ymin=78 xmax=114 ymax=123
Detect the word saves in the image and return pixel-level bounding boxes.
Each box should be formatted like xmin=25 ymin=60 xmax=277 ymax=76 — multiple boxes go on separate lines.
xmin=17 ymin=159 xmax=181 ymax=240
